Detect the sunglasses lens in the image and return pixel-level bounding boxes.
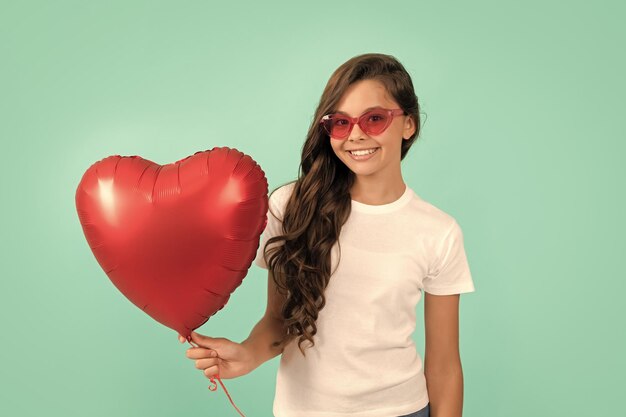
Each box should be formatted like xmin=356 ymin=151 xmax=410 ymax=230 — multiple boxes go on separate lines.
xmin=362 ymin=110 xmax=390 ymax=135
xmin=324 ymin=115 xmax=351 ymax=138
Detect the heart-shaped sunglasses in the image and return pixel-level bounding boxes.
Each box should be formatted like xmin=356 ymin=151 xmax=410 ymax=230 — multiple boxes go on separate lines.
xmin=319 ymin=108 xmax=406 ymax=140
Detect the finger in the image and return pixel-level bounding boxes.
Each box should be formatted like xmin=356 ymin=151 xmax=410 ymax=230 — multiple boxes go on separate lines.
xmin=195 ymin=358 xmax=219 ymax=370
xmin=178 ymin=335 xmax=185 ymax=343
xmin=190 ymin=331 xmax=219 ymax=348
xmin=203 ymin=365 xmax=219 ymax=378
xmin=186 ymin=348 xmax=217 ymax=359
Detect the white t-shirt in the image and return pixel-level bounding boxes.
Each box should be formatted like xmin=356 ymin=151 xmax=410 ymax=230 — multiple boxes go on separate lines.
xmin=253 ymin=181 xmax=476 ymax=417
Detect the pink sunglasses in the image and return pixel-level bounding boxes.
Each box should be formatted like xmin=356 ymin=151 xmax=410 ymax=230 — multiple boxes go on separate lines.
xmin=319 ymin=108 xmax=406 ymax=140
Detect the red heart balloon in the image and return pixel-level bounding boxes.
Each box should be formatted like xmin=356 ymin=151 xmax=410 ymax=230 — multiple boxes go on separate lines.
xmin=75 ymin=147 xmax=268 ymax=340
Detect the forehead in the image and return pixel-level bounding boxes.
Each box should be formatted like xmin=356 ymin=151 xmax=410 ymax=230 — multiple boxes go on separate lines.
xmin=334 ymin=79 xmax=396 ymax=116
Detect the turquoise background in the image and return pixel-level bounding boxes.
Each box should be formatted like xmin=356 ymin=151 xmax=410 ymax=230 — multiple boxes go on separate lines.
xmin=1 ymin=1 xmax=624 ymax=416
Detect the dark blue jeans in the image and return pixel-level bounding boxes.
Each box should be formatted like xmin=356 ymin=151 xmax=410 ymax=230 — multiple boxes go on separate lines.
xmin=397 ymin=402 xmax=430 ymax=417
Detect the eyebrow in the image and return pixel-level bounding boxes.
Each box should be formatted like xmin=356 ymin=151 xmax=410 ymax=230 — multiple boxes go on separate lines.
xmin=334 ymin=106 xmax=385 ymax=116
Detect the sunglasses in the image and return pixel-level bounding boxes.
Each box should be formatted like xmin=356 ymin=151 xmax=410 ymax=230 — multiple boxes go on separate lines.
xmin=319 ymin=107 xmax=407 ymax=140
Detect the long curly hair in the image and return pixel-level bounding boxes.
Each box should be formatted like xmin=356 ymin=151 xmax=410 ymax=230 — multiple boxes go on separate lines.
xmin=262 ymin=53 xmax=424 ymax=357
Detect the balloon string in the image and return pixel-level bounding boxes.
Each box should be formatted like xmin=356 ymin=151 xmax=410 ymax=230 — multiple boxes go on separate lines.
xmin=186 ymin=338 xmax=246 ymax=417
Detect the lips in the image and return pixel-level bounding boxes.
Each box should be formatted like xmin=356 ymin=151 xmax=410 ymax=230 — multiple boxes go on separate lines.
xmin=347 ymin=147 xmax=380 ymax=152
xmin=346 ymin=147 xmax=380 ymax=161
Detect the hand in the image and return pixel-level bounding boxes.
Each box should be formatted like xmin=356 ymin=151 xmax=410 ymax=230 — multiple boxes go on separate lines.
xmin=178 ymin=331 xmax=256 ymax=380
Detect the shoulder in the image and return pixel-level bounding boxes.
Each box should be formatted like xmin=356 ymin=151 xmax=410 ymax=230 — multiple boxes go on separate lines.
xmin=406 ymin=190 xmax=459 ymax=238
xmin=269 ymin=180 xmax=296 ymax=203
xmin=268 ymin=180 xmax=297 ymax=215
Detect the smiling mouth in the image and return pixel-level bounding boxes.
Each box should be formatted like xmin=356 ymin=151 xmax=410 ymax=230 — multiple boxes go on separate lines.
xmin=346 ymin=147 xmax=380 ymax=161
xmin=347 ymin=147 xmax=380 ymax=155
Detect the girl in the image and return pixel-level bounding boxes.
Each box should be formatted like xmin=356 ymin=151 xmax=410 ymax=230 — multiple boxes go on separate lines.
xmin=179 ymin=53 xmax=475 ymax=417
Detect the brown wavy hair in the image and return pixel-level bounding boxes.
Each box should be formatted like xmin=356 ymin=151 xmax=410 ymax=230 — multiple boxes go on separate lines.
xmin=262 ymin=53 xmax=425 ymax=357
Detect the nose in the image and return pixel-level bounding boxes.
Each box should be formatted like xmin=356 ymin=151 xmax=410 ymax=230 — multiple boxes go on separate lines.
xmin=347 ymin=121 xmax=367 ymax=142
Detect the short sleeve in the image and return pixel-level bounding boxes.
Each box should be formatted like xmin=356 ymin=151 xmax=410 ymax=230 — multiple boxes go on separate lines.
xmin=253 ymin=185 xmax=288 ymax=269
xmin=423 ymin=219 xmax=476 ymax=295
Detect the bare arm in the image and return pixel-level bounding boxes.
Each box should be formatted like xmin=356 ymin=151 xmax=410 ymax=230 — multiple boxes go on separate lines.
xmin=424 ymin=292 xmax=464 ymax=417
xmin=241 ymin=315 xmax=286 ymax=370
xmin=241 ymin=269 xmax=289 ymax=370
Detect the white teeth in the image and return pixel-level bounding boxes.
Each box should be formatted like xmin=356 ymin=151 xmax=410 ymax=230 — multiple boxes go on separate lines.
xmin=349 ymin=148 xmax=378 ymax=156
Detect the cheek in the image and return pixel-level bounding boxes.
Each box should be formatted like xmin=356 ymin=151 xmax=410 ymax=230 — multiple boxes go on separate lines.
xmin=330 ymin=141 xmax=344 ymax=156
xmin=385 ymin=129 xmax=405 ymax=148
xmin=377 ymin=135 xmax=397 ymax=150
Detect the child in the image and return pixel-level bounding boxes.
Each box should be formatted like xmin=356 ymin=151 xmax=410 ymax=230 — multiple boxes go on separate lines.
xmin=180 ymin=53 xmax=475 ymax=417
